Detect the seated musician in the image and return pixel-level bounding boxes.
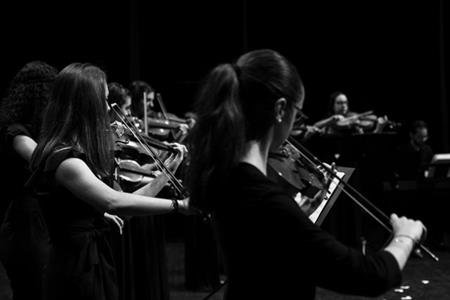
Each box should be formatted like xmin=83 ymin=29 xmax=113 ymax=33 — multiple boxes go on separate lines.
xmin=108 ymin=81 xmax=187 ymax=190
xmin=108 ymin=82 xmax=132 ymax=117
xmin=130 ymin=80 xmax=189 ymax=142
xmin=394 ymin=120 xmax=433 ymax=180
xmin=314 ymin=91 xmax=388 ymax=135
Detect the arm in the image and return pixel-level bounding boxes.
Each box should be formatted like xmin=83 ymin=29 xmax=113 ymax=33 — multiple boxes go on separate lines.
xmin=271 ymin=198 xmax=419 ymax=297
xmin=384 ymin=213 xmax=423 ymax=270
xmin=133 ymin=144 xmax=186 ymax=197
xmin=133 ymin=172 xmax=169 ymax=197
xmin=13 ymin=135 xmax=37 ymax=162
xmin=313 ymin=115 xmax=344 ymax=129
xmin=313 ymin=116 xmax=334 ymax=129
xmin=55 ymin=157 xmax=184 ymax=216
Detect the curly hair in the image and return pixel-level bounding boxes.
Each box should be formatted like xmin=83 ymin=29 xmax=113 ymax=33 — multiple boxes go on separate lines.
xmin=0 ymin=61 xmax=58 ymax=138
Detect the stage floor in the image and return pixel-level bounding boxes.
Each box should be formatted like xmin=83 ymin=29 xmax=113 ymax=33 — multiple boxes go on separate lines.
xmin=1 ymin=242 xmax=449 ymax=300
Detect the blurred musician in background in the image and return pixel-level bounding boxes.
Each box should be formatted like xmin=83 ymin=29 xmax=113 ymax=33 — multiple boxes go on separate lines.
xmin=108 ymin=82 xmax=132 ymax=117
xmin=130 ymin=80 xmax=155 ymax=121
xmin=394 ymin=120 xmax=433 ymax=180
xmin=130 ymin=81 xmax=189 ymax=142
xmin=314 ymin=91 xmax=389 ymax=135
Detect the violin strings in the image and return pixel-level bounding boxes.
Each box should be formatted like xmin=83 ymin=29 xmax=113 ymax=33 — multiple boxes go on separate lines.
xmin=286 ymin=137 xmax=438 ymax=261
xmin=111 ymin=105 xmax=175 ymax=182
xmin=110 ymin=104 xmax=185 ymax=195
xmin=112 ymin=106 xmax=184 ymax=194
xmin=287 ymin=138 xmax=390 ymax=223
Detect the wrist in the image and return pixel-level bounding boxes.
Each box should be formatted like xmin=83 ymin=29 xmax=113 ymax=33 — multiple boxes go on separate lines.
xmin=171 ymin=199 xmax=179 ymax=213
xmin=393 ymin=234 xmax=417 ymax=247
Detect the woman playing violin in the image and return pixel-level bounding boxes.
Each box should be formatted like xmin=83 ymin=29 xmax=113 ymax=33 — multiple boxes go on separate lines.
xmin=188 ymin=49 xmax=424 ymax=299
xmin=130 ymin=80 xmax=189 ymax=142
xmin=314 ymin=91 xmax=388 ymax=135
xmin=108 ymin=80 xmax=188 ymax=300
xmin=28 ymin=63 xmax=191 ymax=300
xmin=108 ymin=82 xmax=132 ymax=117
xmin=109 ymin=81 xmax=187 ymax=191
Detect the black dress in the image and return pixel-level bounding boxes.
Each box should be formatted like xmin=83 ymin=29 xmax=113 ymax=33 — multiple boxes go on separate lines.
xmin=213 ymin=162 xmax=401 ymax=299
xmin=28 ymin=146 xmax=118 ymax=300
xmin=0 ymin=123 xmax=50 ymax=300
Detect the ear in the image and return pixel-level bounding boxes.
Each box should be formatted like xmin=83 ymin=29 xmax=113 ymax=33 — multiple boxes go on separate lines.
xmin=274 ymin=98 xmax=287 ymax=123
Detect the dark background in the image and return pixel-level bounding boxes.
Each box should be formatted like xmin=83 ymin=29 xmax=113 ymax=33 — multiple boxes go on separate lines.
xmin=0 ymin=1 xmax=448 ymax=152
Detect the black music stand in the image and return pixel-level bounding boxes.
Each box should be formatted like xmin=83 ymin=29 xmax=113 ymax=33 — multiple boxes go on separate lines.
xmin=312 ymin=166 xmax=354 ymax=226
xmin=427 ymin=153 xmax=450 ymax=179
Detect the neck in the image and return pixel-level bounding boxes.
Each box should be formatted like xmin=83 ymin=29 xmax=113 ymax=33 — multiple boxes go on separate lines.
xmin=240 ymin=137 xmax=271 ymax=176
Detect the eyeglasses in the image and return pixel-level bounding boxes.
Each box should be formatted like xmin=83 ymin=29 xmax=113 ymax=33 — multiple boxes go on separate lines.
xmin=293 ymin=103 xmax=309 ymax=122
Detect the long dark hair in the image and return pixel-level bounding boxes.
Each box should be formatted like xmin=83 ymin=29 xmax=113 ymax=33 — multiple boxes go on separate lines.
xmin=187 ymin=49 xmax=304 ymax=211
xmin=0 ymin=61 xmax=57 ymax=138
xmin=31 ymin=63 xmax=113 ymax=177
xmin=328 ymin=91 xmax=344 ymax=114
xmin=108 ymin=82 xmax=130 ymax=107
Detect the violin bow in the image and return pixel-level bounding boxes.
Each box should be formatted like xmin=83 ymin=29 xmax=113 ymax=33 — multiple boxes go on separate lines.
xmin=156 ymin=92 xmax=169 ymax=120
xmin=287 ymin=137 xmax=439 ymax=261
xmin=110 ymin=103 xmax=188 ymax=197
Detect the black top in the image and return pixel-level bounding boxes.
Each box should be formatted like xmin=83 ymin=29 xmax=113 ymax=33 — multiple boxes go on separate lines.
xmin=0 ymin=123 xmax=50 ymax=300
xmin=395 ymin=142 xmax=433 ymax=180
xmin=0 ymin=123 xmax=31 ymax=221
xmin=213 ymin=163 xmax=401 ymax=299
xmin=29 ymin=146 xmax=118 ymax=300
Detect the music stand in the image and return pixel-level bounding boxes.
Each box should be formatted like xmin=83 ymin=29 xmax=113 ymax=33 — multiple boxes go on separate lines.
xmin=309 ymin=166 xmax=354 ymax=226
xmin=427 ymin=153 xmax=450 ymax=179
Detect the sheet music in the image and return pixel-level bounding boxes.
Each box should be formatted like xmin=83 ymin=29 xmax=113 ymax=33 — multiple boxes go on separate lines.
xmin=308 ymin=171 xmax=345 ymax=223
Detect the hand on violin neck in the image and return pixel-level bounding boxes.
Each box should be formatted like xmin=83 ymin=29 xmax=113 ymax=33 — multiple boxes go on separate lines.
xmin=320 ymin=162 xmax=336 ymax=188
xmin=164 ymin=142 xmax=188 ymax=156
xmin=163 ymin=149 xmax=185 ymax=173
xmin=295 ymin=189 xmax=327 ymax=217
xmin=177 ymin=123 xmax=189 ymax=135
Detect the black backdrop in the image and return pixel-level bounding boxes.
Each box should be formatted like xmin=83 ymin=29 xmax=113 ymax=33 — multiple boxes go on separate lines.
xmin=0 ymin=1 xmax=448 ymax=151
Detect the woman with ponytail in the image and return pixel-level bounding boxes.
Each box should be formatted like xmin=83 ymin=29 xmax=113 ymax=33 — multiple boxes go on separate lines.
xmin=188 ymin=49 xmax=424 ymax=299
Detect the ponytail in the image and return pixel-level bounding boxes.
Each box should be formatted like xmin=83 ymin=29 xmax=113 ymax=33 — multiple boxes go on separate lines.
xmin=188 ymin=49 xmax=304 ymax=211
xmin=187 ymin=63 xmax=244 ymax=211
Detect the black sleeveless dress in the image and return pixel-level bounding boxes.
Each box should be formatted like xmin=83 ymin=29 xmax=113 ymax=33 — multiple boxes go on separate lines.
xmin=0 ymin=123 xmax=50 ymax=300
xmin=29 ymin=146 xmax=118 ymax=300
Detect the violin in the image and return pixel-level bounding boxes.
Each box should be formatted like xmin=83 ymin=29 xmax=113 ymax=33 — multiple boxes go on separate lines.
xmin=146 ymin=93 xmax=190 ymax=141
xmin=110 ymin=103 xmax=189 ymax=198
xmin=332 ymin=111 xmax=402 ymax=134
xmin=287 ymin=137 xmax=438 ymax=261
xmin=268 ymin=141 xmax=329 ymax=199
xmin=335 ymin=110 xmax=376 ymax=130
xmin=111 ymin=120 xmax=174 ymax=190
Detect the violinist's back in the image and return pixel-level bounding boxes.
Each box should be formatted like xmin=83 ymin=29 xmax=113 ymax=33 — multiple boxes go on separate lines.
xmin=188 ymin=50 xmax=424 ymax=300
